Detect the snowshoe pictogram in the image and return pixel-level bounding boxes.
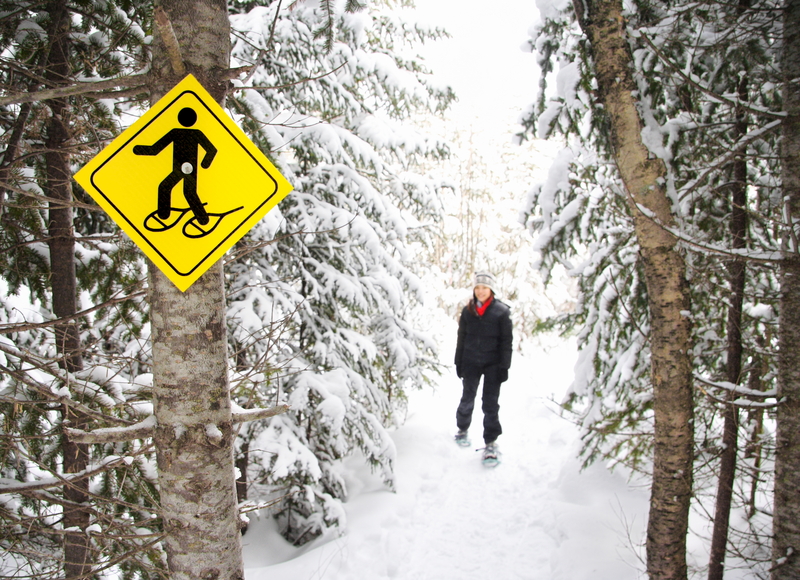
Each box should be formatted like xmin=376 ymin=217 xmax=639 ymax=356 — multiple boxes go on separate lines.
xmin=182 ymin=206 xmax=244 ymax=239
xmin=143 ymin=206 xmax=194 ymax=232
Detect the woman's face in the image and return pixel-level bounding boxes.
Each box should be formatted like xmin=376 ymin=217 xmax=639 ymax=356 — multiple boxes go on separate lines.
xmin=474 ymin=284 xmax=492 ymax=303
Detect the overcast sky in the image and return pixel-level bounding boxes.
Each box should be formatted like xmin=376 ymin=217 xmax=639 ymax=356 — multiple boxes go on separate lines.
xmin=409 ymin=0 xmax=542 ymax=141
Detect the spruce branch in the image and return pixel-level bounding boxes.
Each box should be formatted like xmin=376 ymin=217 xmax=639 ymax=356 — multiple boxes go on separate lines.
xmin=637 ymin=31 xmax=784 ymax=121
xmin=0 ymin=74 xmax=149 ymax=107
xmin=0 ymin=455 xmax=131 ymax=495
xmin=65 ymin=405 xmax=291 ymax=444
xmin=0 ymin=285 xmax=145 ymax=335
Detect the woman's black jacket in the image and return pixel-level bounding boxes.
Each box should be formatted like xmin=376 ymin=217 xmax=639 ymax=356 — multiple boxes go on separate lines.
xmin=454 ymin=298 xmax=512 ymax=376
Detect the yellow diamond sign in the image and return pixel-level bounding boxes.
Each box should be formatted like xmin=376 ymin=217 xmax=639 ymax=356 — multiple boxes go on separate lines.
xmin=74 ymin=74 xmax=293 ymax=291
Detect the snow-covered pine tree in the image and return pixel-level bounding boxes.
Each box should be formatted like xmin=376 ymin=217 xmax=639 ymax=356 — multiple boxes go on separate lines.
xmin=521 ymin=0 xmax=783 ymax=574
xmin=520 ymin=0 xmax=654 ymax=470
xmin=0 ymin=2 xmax=163 ymax=577
xmin=224 ymin=0 xmax=453 ymax=544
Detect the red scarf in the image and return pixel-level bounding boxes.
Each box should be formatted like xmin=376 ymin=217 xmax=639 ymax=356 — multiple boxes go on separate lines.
xmin=475 ymin=294 xmax=493 ymax=317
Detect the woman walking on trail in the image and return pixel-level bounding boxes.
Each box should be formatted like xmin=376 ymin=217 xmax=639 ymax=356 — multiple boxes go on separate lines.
xmin=453 ymin=272 xmax=513 ymax=464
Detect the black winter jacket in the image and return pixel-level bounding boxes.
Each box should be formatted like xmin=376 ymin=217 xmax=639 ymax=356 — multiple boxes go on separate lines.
xmin=454 ymin=298 xmax=513 ymax=372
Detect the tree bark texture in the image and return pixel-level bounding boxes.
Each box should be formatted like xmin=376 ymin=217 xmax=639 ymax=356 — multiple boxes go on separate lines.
xmin=708 ymin=72 xmax=749 ymax=580
xmin=150 ymin=263 xmax=243 ymax=580
xmin=575 ymin=1 xmax=694 ymax=579
xmin=147 ymin=1 xmax=243 ymax=579
xmin=45 ymin=0 xmax=82 ymax=375
xmin=44 ymin=1 xmax=91 ymax=576
xmin=773 ymin=0 xmax=800 ymax=576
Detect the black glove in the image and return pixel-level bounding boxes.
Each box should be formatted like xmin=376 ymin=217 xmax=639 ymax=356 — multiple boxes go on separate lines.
xmin=456 ymin=365 xmax=463 ymax=379
xmin=498 ymin=367 xmax=508 ymax=383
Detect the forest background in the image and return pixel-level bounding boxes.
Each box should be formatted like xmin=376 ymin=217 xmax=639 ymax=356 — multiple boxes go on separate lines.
xmin=1 ymin=1 xmax=800 ymax=580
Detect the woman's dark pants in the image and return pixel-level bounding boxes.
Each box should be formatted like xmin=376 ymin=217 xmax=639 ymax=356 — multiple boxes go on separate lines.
xmin=456 ymin=365 xmax=502 ymax=444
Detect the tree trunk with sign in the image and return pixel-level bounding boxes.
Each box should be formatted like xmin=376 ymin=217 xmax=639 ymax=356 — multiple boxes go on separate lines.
xmin=146 ymin=1 xmax=244 ymax=578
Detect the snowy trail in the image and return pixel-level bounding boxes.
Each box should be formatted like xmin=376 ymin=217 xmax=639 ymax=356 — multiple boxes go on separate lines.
xmin=243 ymin=339 xmax=649 ymax=580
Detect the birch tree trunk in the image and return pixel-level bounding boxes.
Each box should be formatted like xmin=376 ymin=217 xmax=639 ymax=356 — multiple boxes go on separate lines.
xmin=575 ymin=1 xmax=694 ymax=578
xmin=773 ymin=0 xmax=800 ymax=576
xmin=146 ymin=2 xmax=244 ymax=578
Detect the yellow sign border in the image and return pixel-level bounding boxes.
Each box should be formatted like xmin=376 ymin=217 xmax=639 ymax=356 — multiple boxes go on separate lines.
xmin=74 ymin=75 xmax=293 ymax=291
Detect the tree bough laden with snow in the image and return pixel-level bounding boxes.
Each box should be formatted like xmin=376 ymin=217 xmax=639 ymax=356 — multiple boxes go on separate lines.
xmin=523 ymin=0 xmax=786 ymax=575
xmin=0 ymin=2 xmax=164 ymax=578
xmin=573 ymin=3 xmax=694 ymax=578
xmin=225 ymin=0 xmax=451 ymax=544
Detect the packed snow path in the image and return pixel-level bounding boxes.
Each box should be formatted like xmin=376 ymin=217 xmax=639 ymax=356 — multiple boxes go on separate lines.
xmin=243 ymin=340 xmax=650 ymax=579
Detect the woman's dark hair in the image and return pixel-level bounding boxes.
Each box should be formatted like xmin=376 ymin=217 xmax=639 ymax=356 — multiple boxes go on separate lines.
xmin=467 ymin=289 xmax=495 ymax=315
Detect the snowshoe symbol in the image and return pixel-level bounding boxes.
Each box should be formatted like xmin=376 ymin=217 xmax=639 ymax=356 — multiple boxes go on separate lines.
xmin=143 ymin=205 xmax=244 ymax=239
xmin=143 ymin=206 xmax=194 ymax=232
xmin=182 ymin=206 xmax=244 ymax=238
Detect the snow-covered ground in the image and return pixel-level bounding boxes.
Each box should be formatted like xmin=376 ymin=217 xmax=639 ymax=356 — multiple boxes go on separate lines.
xmin=242 ymin=335 xmax=651 ymax=580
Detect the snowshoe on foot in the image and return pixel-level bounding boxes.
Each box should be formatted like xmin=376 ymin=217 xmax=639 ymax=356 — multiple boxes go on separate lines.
xmin=482 ymin=441 xmax=500 ymax=467
xmin=454 ymin=430 xmax=471 ymax=448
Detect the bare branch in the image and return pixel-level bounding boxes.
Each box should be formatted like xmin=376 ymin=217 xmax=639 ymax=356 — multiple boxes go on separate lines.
xmin=66 ymin=415 xmax=157 ymax=444
xmin=0 ymin=286 xmax=145 ymax=335
xmin=0 ymin=343 xmax=135 ymax=426
xmin=231 ymin=62 xmax=347 ymax=93
xmin=0 ymin=74 xmax=148 ymax=107
xmin=233 ymin=404 xmax=290 ymax=424
xmin=0 ymin=455 xmax=130 ymax=495
xmin=63 ymin=404 xmax=291 ymax=444
xmin=0 ymin=67 xmax=249 ymax=108
xmin=154 ymin=6 xmax=186 ymax=76
xmin=695 ymin=374 xmax=780 ymax=408
xmin=695 ymin=374 xmax=777 ymax=399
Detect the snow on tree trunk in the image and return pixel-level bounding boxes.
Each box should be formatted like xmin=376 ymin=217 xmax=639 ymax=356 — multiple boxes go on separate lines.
xmin=146 ymin=1 xmax=243 ymax=578
xmin=773 ymin=0 xmax=800 ymax=576
xmin=575 ymin=1 xmax=694 ymax=578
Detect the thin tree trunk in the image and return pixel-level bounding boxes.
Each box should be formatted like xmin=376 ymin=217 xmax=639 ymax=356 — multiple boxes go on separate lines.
xmin=44 ymin=1 xmax=91 ymax=576
xmin=575 ymin=1 xmax=694 ymax=578
xmin=236 ymin=437 xmax=250 ymax=534
xmin=708 ymin=71 xmax=749 ymax=580
xmin=0 ymin=102 xmax=32 ymax=216
xmin=147 ymin=2 xmax=244 ymax=578
xmin=236 ymin=440 xmax=250 ymax=505
xmin=773 ymin=0 xmax=800 ymax=576
xmin=744 ymin=345 xmax=765 ymax=520
xmin=45 ymin=4 xmax=81 ymax=374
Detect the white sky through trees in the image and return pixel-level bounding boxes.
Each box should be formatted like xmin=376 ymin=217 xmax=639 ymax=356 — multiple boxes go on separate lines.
xmin=410 ymin=0 xmax=541 ymax=142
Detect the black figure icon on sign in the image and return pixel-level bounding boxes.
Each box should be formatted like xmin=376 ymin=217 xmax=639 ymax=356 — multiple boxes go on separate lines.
xmin=133 ymin=106 xmax=242 ymax=238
